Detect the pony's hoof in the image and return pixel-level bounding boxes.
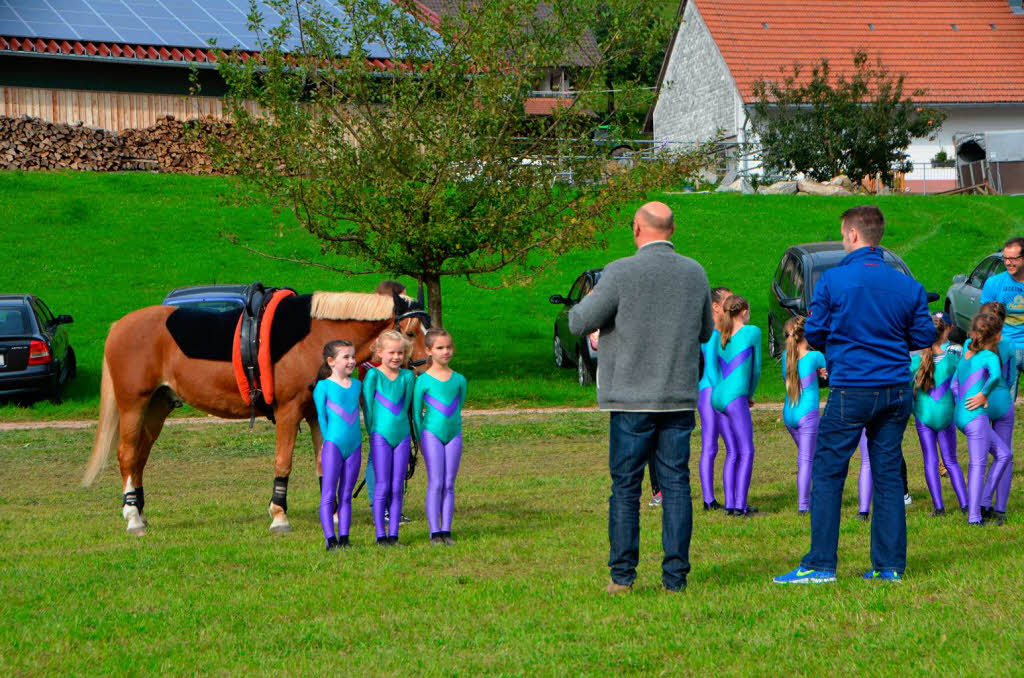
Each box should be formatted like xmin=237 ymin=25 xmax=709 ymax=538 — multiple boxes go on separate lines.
xmin=127 ymin=525 xmax=147 ymax=537
xmin=269 ymin=522 xmax=292 ymax=535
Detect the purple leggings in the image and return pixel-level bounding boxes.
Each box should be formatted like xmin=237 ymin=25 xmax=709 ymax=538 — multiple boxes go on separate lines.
xmin=697 ymin=387 xmax=726 ymax=505
xmin=319 ymin=441 xmax=361 ymax=543
xmin=719 ymin=398 xmax=755 ymax=511
xmin=984 ymin=409 xmax=1015 ymax=512
xmin=421 ymin=431 xmax=463 ymax=534
xmin=915 ymin=419 xmax=967 ymax=511
xmin=963 ymin=416 xmax=1013 ymax=523
xmin=370 ymin=433 xmax=411 ymax=539
xmin=785 ymin=411 xmax=818 ymax=512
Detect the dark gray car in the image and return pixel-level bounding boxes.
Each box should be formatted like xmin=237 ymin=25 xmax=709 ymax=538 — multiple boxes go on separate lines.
xmin=550 ymin=269 xmax=602 ymax=385
xmin=0 ymin=294 xmax=75 ymax=401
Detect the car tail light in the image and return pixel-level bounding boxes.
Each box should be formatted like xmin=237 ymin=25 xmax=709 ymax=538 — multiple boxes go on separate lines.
xmin=28 ymin=340 xmax=51 ymax=365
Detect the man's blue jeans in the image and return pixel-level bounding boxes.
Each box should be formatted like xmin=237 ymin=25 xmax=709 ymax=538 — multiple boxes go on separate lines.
xmin=801 ymin=386 xmax=913 ymax=573
xmin=608 ymin=411 xmax=694 ymax=590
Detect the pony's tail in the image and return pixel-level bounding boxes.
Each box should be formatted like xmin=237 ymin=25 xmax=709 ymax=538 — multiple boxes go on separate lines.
xmin=83 ymin=357 xmax=119 ymax=487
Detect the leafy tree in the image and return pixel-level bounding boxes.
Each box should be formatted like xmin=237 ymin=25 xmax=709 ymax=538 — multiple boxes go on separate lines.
xmin=591 ymin=0 xmax=674 ymax=128
xmin=750 ymin=52 xmax=946 ymax=187
xmin=209 ymin=0 xmax=709 ymax=327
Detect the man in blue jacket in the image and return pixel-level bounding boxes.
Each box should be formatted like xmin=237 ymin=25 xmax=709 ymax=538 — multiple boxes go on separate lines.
xmin=980 ymin=237 xmax=1024 ymax=397
xmin=775 ymin=206 xmax=935 ymax=584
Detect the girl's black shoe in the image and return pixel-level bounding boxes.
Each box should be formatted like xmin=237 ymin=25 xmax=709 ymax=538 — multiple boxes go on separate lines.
xmin=981 ymin=506 xmax=995 ymax=520
xmin=994 ymin=511 xmax=1007 ymax=526
xmin=430 ymin=532 xmax=445 ymax=545
xmin=725 ymin=508 xmax=735 ymax=516
xmin=338 ymin=535 xmax=350 ymax=548
xmin=704 ymin=500 xmax=722 ymax=511
xmin=442 ymin=531 xmax=455 ymax=546
xmin=930 ymin=508 xmax=946 ymax=517
xmin=857 ymin=511 xmax=870 ymax=521
xmin=377 ymin=536 xmax=390 ymax=546
xmin=326 ymin=537 xmax=339 ymax=551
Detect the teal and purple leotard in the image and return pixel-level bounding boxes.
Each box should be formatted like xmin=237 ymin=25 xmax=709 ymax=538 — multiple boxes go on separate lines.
xmin=708 ymin=324 xmax=761 ymax=512
xmin=362 ymin=367 xmax=415 ymax=540
xmin=313 ymin=378 xmax=363 ymax=544
xmin=910 ymin=351 xmax=965 ymax=512
xmin=954 ymin=349 xmax=1013 ymax=523
xmin=965 ymin=337 xmax=1018 ymax=512
xmin=782 ymin=349 xmax=825 ymax=512
xmin=698 ymin=330 xmax=728 ymax=507
xmin=413 ymin=371 xmax=467 ymax=538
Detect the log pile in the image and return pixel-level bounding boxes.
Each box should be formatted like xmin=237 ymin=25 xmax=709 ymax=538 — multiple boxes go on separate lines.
xmin=0 ymin=115 xmax=235 ymax=174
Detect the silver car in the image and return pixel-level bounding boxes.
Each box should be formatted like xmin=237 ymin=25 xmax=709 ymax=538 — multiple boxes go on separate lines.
xmin=945 ymin=252 xmax=1003 ymax=333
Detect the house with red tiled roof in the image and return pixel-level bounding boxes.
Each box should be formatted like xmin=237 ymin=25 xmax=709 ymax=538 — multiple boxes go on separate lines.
xmin=650 ymin=0 xmax=1024 ymax=192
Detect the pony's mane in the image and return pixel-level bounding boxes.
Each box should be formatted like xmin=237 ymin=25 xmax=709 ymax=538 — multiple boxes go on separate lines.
xmin=310 ymin=292 xmax=405 ymax=321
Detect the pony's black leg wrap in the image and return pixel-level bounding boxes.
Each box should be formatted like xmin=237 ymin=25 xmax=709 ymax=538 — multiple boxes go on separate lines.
xmin=123 ymin=486 xmax=145 ymax=513
xmin=271 ymin=476 xmax=289 ymax=513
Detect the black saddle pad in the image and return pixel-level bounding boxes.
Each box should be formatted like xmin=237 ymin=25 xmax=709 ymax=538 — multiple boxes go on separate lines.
xmin=164 ymin=295 xmax=313 ymax=363
xmin=165 ymin=307 xmax=242 ymax=362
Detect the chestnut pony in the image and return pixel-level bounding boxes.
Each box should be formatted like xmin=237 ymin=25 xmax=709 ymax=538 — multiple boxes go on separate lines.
xmin=82 ymin=289 xmax=429 ymax=536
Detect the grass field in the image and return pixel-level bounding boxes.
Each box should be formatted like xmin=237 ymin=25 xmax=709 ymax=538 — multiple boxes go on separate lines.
xmin=3 ymin=170 xmax=1024 ymax=421
xmin=2 ymin=411 xmax=1021 ymax=674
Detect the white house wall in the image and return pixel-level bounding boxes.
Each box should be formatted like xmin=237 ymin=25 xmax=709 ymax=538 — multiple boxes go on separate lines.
xmin=653 ymin=0 xmax=743 ymax=145
xmin=904 ymin=105 xmax=1024 ymax=192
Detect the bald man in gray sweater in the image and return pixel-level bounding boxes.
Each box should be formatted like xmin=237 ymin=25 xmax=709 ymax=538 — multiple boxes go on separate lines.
xmin=570 ymin=201 xmax=713 ymax=593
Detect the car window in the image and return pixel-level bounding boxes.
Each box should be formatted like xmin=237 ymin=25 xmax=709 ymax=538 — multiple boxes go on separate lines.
xmin=984 ymin=257 xmax=1005 ymax=281
xmin=969 ymin=257 xmax=1000 ymax=288
xmin=175 ymin=300 xmax=245 ymax=313
xmin=0 ymin=305 xmax=30 ymax=336
xmin=791 ymin=259 xmax=805 ymax=300
xmin=779 ymin=254 xmax=798 ymax=299
xmin=580 ymin=277 xmax=594 ymax=297
xmin=568 ymin=276 xmax=586 ymax=303
xmin=33 ymin=299 xmax=55 ymax=325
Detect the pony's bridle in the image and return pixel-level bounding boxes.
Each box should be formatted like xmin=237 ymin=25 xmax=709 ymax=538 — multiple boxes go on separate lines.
xmin=396 ymin=309 xmax=432 ymax=368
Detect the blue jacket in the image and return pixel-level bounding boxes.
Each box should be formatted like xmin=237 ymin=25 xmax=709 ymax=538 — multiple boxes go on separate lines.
xmin=805 ymin=246 xmax=935 ymax=387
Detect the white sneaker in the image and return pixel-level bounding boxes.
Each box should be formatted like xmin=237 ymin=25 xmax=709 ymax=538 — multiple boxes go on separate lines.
xmin=904 ymin=493 xmax=912 ymax=506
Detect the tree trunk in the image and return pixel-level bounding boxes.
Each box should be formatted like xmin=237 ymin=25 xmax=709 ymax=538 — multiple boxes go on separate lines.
xmin=422 ymin=273 xmax=443 ymax=329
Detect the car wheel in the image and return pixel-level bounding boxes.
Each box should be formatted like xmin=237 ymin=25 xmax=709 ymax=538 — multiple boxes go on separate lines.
xmin=767 ymin=316 xmax=779 ymax=358
xmin=577 ymin=352 xmax=595 ymax=386
xmin=553 ymin=332 xmax=571 ymax=368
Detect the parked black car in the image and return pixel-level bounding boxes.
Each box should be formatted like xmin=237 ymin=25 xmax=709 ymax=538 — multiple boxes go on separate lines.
xmin=767 ymin=243 xmax=938 ymax=358
xmin=162 ymin=284 xmax=248 ymax=312
xmin=550 ymin=268 xmax=602 ymax=385
xmin=0 ymin=294 xmax=75 ymax=400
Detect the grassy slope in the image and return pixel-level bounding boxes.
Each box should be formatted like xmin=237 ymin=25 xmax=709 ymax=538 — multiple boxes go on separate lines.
xmin=2 ymin=171 xmax=1023 ymax=420
xmin=1 ymin=413 xmax=1020 ymax=675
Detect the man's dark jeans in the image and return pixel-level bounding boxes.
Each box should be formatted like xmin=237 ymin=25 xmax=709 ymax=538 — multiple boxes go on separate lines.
xmin=608 ymin=411 xmax=694 ymax=590
xmin=801 ymin=386 xmax=913 ymax=573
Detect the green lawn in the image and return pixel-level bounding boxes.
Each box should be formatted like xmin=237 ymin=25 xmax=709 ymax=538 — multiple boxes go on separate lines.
xmin=3 ymin=170 xmax=1024 ymax=420
xmin=1 ymin=411 xmax=1020 ymax=674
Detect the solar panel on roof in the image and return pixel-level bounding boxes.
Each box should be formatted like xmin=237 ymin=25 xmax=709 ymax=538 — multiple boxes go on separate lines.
xmin=3 ymin=0 xmax=410 ymax=59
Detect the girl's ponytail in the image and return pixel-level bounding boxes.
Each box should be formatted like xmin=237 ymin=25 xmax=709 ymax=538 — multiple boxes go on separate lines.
xmin=719 ymin=294 xmax=749 ymax=348
xmin=784 ymin=316 xmax=805 ymax=403
xmin=914 ymin=315 xmax=946 ymax=394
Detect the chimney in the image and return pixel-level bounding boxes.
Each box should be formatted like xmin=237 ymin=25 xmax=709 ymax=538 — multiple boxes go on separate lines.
xmin=1011 ymin=0 xmax=1024 ymax=15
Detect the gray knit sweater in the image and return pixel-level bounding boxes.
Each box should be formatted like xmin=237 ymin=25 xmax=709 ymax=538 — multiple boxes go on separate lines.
xmin=568 ymin=241 xmax=713 ymax=412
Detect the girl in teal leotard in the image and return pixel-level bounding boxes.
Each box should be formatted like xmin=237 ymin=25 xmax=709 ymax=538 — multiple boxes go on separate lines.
xmin=312 ymin=340 xmax=363 ymax=550
xmin=976 ymin=302 xmax=1017 ymax=523
xmin=363 ymin=329 xmax=416 ymax=544
xmin=708 ymin=294 xmax=761 ymax=515
xmin=782 ymin=316 xmax=826 ymax=513
xmin=698 ymin=286 xmax=731 ymax=511
xmin=413 ymin=328 xmax=467 ymax=546
xmin=911 ymin=315 xmax=965 ymax=516
xmin=954 ymin=313 xmax=1013 ymax=525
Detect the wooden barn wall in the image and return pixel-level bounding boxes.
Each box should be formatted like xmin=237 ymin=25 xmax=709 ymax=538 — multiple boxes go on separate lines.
xmin=0 ymin=85 xmax=259 ymax=131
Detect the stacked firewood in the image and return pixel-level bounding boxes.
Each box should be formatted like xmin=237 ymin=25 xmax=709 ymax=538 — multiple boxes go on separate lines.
xmin=0 ymin=115 xmax=235 ymax=174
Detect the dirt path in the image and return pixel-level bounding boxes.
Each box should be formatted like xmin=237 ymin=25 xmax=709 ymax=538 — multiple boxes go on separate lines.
xmin=0 ymin=403 xmax=787 ymax=432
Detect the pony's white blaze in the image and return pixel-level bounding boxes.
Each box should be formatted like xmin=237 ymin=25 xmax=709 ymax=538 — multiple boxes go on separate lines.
xmin=122 ymin=475 xmax=146 ymax=535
